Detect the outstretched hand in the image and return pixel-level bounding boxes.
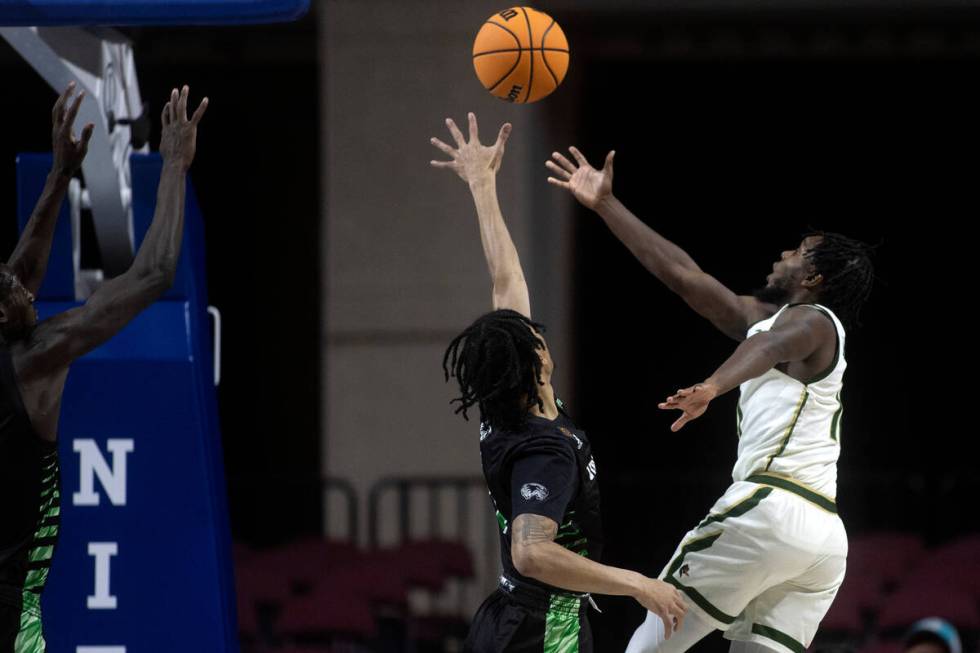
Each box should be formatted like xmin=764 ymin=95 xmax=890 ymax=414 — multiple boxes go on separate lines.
xmin=546 ymin=146 xmax=615 ymax=210
xmin=658 ymin=382 xmax=719 ymax=432
xmin=51 ymin=82 xmax=94 ymax=177
xmin=430 ymin=112 xmax=511 ymax=184
xmin=160 ymin=85 xmax=208 ymax=171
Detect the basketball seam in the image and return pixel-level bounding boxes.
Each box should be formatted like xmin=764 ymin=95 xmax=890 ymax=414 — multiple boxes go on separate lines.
xmin=540 ymin=19 xmax=560 ymax=87
xmin=473 ymin=47 xmax=569 ymax=58
xmin=483 ymin=20 xmax=522 ymax=49
xmin=481 ymin=20 xmax=524 ymax=94
xmin=520 ymin=7 xmax=533 ymax=103
xmin=485 ymin=52 xmax=523 ymax=94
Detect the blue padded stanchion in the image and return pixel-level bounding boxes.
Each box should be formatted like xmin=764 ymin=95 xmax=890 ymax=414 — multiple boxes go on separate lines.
xmin=16 ymin=153 xmax=238 ymax=653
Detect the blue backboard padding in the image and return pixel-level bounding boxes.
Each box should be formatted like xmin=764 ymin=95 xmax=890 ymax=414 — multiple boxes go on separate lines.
xmin=16 ymin=154 xmax=75 ymax=300
xmin=16 ymin=152 xmax=204 ymax=303
xmin=130 ymin=153 xmax=195 ymax=301
xmin=36 ymin=301 xmax=192 ymax=360
xmin=17 ymin=155 xmax=239 ymax=651
xmin=43 ymin=360 xmax=233 ymax=652
xmin=0 ymin=0 xmax=308 ymax=25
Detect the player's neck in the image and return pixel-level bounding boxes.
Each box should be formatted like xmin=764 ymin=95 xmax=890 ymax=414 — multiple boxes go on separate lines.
xmin=529 ymin=384 xmax=559 ymax=420
xmin=788 ymin=289 xmax=819 ymax=306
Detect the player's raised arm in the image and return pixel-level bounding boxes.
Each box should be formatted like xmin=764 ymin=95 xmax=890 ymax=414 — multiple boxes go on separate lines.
xmin=430 ymin=113 xmax=531 ymax=318
xmin=546 ymin=147 xmax=772 ymax=340
xmin=7 ymin=83 xmax=94 ymax=294
xmin=18 ymin=86 xmax=208 ymax=375
xmin=658 ymin=305 xmax=836 ymax=432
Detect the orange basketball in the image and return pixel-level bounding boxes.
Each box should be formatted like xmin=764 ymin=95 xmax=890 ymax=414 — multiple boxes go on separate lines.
xmin=472 ymin=7 xmax=569 ymax=104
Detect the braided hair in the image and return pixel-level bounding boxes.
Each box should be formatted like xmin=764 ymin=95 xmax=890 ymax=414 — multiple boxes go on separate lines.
xmin=443 ymin=309 xmax=547 ymax=432
xmin=804 ymin=230 xmax=876 ymax=330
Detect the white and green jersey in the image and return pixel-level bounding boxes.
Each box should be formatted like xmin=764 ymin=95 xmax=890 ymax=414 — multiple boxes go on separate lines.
xmin=733 ymin=303 xmax=846 ymax=500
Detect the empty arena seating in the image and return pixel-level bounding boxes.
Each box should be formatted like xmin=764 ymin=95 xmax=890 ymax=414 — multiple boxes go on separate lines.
xmin=234 ymin=536 xmax=476 ymax=652
xmin=810 ymin=532 xmax=980 ymax=653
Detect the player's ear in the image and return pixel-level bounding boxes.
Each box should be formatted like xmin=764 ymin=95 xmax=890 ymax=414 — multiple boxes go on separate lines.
xmin=802 ymin=273 xmax=824 ymax=289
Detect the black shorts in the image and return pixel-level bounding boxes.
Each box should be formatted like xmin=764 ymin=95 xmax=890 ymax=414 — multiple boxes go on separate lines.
xmin=464 ymin=584 xmax=593 ymax=653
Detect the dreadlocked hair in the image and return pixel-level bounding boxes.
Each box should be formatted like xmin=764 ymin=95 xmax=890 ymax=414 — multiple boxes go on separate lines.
xmin=804 ymin=230 xmax=876 ymax=330
xmin=443 ymin=309 xmax=547 ymax=432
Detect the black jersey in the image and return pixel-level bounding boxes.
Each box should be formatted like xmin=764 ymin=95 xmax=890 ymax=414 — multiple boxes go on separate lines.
xmin=0 ymin=346 xmax=59 ymax=651
xmin=479 ymin=400 xmax=603 ymax=592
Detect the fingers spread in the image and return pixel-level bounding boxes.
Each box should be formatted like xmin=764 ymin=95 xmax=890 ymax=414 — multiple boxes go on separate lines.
xmin=545 ymin=160 xmax=571 ymax=180
xmin=552 ymin=151 xmax=577 ymax=175
xmin=547 ymin=177 xmax=571 ymax=190
xmin=169 ymin=88 xmax=179 ymax=123
xmin=446 ymin=117 xmax=465 ymax=147
xmin=80 ymin=123 xmax=95 ymax=147
xmin=53 ymin=82 xmax=74 ymax=123
xmin=568 ymin=145 xmax=589 ymax=167
xmin=430 ymin=137 xmax=455 ymax=157
xmin=191 ymin=97 xmax=209 ymax=125
xmin=162 ymin=101 xmax=172 ymax=126
xmin=430 ymin=160 xmax=454 ymax=169
xmin=178 ymin=85 xmax=189 ymax=121
xmin=64 ymin=91 xmax=85 ymax=131
xmin=468 ymin=112 xmax=479 ymax=142
xmin=494 ymin=122 xmax=512 ymax=150
xmin=603 ymin=150 xmax=616 ymax=171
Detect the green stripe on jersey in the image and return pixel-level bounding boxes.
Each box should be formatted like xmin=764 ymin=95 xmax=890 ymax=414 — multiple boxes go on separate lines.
xmin=746 ymin=474 xmax=837 ymax=513
xmin=752 ymin=624 xmax=806 ymax=653
xmin=830 ymin=391 xmax=843 ymax=441
xmin=697 ymin=487 xmax=772 ymax=529
xmin=765 ymin=390 xmax=809 ymax=471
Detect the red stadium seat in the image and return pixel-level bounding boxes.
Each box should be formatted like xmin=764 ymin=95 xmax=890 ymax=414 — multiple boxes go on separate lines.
xmin=901 ymin=555 xmax=980 ymax=598
xmin=876 ymin=586 xmax=980 ymax=632
xmin=401 ymin=539 xmax=475 ymax=579
xmin=821 ymin=585 xmax=866 ymax=633
xmin=251 ymin=537 xmax=362 ymax=591
xmin=315 ymin=558 xmax=410 ymax=606
xmin=858 ymin=639 xmax=904 ymax=653
xmin=374 ymin=545 xmax=447 ymax=592
xmin=277 ymin=590 xmax=377 ymax=639
xmin=931 ymin=533 xmax=980 ymax=562
xmin=848 ymin=532 xmax=925 ymax=590
xmin=235 ymin=564 xmax=293 ymax=605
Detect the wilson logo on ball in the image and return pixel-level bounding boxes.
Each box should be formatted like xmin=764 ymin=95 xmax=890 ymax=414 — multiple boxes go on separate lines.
xmin=472 ymin=7 xmax=569 ymax=104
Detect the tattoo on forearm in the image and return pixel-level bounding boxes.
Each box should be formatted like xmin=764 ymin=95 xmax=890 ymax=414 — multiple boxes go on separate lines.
xmin=515 ymin=514 xmax=558 ymax=545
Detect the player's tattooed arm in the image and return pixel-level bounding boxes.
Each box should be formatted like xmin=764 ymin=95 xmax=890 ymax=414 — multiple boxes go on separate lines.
xmin=515 ymin=513 xmax=559 ymax=545
xmin=18 ymin=87 xmax=208 ymax=375
xmin=429 ymin=113 xmax=531 ymax=318
xmin=7 ymin=83 xmax=93 ymax=294
xmin=510 ymin=512 xmax=688 ymax=637
xmin=546 ymin=147 xmax=772 ymax=340
xmin=660 ymin=306 xmax=835 ymax=431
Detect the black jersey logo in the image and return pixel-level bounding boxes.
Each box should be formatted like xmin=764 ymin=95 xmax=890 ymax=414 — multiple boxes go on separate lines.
xmin=521 ymin=483 xmax=550 ymax=501
xmin=480 ymin=422 xmax=492 ymax=441
xmin=680 ymin=564 xmax=690 ymax=578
